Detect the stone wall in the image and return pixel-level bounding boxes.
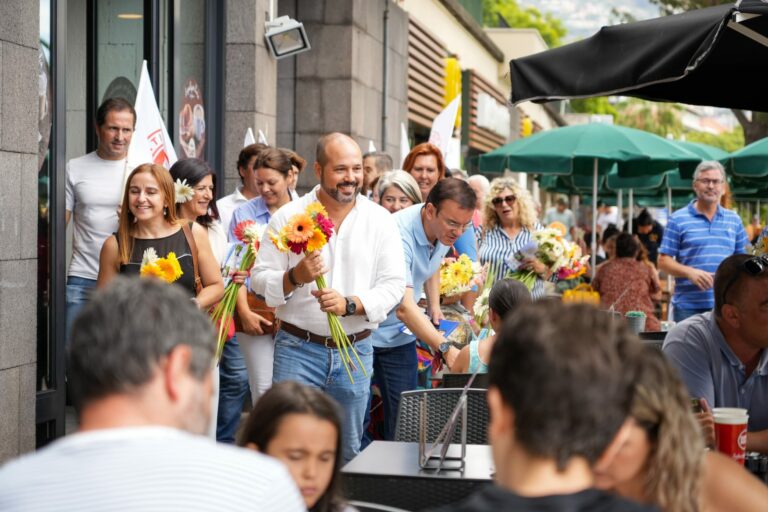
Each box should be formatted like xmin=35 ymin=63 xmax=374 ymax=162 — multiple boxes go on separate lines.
xmin=223 ymin=0 xmax=278 ymax=196
xmin=0 ymin=0 xmax=39 ymax=463
xmin=277 ymin=0 xmax=409 ymax=192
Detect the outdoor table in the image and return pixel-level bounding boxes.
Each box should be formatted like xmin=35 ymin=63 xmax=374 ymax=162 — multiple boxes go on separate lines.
xmin=342 ymin=441 xmax=494 ymax=511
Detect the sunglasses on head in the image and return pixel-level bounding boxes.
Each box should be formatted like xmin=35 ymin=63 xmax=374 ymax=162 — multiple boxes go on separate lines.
xmin=491 ymin=194 xmax=516 ymax=206
xmin=720 ymin=255 xmax=768 ymax=306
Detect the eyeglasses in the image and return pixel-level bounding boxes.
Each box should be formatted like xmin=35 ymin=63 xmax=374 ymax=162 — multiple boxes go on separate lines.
xmin=720 ymin=255 xmax=768 ymax=306
xmin=436 ymin=211 xmax=472 ymax=232
xmin=491 ymin=195 xmax=516 ymax=207
xmin=695 ymin=178 xmax=724 ymax=187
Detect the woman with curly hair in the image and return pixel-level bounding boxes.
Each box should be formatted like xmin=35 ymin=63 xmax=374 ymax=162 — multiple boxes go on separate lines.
xmin=594 ymin=347 xmax=768 ymax=512
xmin=478 ymin=177 xmax=547 ymax=299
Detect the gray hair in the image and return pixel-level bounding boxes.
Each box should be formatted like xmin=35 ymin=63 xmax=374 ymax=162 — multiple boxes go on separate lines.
xmin=467 ymin=174 xmax=491 ymax=195
xmin=68 ymin=277 xmax=216 ymax=407
xmin=377 ymin=170 xmax=423 ymax=204
xmin=692 ymin=160 xmax=726 ymax=182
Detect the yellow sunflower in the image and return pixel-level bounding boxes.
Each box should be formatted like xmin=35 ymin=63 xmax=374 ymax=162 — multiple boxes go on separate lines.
xmin=156 ymin=252 xmax=183 ymax=283
xmin=305 ymin=228 xmax=327 ymax=253
xmin=305 ymin=201 xmax=327 ymax=218
xmin=285 ymin=213 xmax=315 ymax=244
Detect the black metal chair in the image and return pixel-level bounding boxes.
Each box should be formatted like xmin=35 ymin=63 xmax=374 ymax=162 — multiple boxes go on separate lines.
xmin=441 ymin=372 xmax=490 ymax=389
xmin=394 ymin=388 xmax=489 ymax=445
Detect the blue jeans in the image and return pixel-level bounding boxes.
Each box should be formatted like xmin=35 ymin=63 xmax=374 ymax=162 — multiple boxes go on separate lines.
xmin=66 ymin=277 xmax=97 ymax=345
xmin=364 ymin=342 xmax=418 ymax=446
xmin=272 ymin=329 xmax=373 ymax=463
xmin=673 ymin=307 xmax=709 ymax=323
xmin=216 ymin=334 xmax=250 ymax=443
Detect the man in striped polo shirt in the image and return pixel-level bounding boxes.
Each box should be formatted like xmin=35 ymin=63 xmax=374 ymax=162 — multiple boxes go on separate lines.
xmin=659 ymin=161 xmax=748 ymax=322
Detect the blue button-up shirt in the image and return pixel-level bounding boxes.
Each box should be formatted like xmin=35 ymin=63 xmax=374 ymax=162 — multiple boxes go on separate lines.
xmin=659 ymin=201 xmax=747 ymax=310
xmin=228 ymin=196 xmax=272 ymax=242
xmin=663 ymin=312 xmax=768 ymax=431
xmin=371 ymin=204 xmax=449 ymax=349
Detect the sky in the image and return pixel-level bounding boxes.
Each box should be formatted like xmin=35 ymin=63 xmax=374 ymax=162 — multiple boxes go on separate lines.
xmin=517 ymin=0 xmax=661 ymax=41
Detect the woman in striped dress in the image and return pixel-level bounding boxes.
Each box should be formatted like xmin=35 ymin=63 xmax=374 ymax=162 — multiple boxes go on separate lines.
xmin=478 ymin=177 xmax=548 ymax=300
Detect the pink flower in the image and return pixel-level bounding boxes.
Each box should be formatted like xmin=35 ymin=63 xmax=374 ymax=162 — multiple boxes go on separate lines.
xmin=233 ymin=220 xmax=257 ymax=244
xmin=315 ymin=213 xmax=334 ymax=239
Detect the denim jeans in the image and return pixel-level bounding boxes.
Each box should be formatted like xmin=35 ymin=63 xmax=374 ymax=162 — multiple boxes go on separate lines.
xmin=368 ymin=342 xmax=418 ymax=443
xmin=272 ymin=329 xmax=373 ymax=463
xmin=216 ymin=334 xmax=250 ymax=443
xmin=673 ymin=307 xmax=709 ymax=323
xmin=66 ymin=277 xmax=97 ymax=345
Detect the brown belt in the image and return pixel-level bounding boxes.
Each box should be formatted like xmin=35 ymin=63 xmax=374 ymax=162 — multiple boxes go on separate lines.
xmin=280 ymin=321 xmax=371 ymax=349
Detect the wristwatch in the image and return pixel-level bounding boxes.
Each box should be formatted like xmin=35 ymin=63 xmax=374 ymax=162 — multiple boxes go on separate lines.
xmin=287 ymin=267 xmax=303 ymax=288
xmin=342 ymin=297 xmax=357 ymax=317
xmin=438 ymin=341 xmax=451 ymax=356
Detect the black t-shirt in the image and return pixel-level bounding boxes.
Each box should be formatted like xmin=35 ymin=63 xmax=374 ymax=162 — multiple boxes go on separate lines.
xmin=632 ymin=221 xmax=664 ymax=264
xmin=429 ymin=486 xmax=658 ymax=512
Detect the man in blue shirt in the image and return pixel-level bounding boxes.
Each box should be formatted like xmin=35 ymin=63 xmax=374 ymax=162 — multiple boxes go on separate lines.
xmin=367 ymin=178 xmax=476 ymax=441
xmin=658 ymin=161 xmax=748 ymax=322
xmin=663 ymin=254 xmax=768 ymax=453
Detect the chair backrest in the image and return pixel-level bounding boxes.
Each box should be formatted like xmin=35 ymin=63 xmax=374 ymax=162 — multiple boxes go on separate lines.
xmin=441 ymin=372 xmax=490 ymax=389
xmin=394 ymin=388 xmax=489 ymax=445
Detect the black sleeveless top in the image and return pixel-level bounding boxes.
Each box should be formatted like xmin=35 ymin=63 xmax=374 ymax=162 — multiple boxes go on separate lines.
xmin=118 ymin=227 xmax=197 ymax=298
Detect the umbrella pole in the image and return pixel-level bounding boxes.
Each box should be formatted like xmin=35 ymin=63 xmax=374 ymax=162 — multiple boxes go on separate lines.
xmin=592 ymin=159 xmax=598 ymax=278
xmin=667 ymin=187 xmax=672 ymax=214
xmin=617 ymin=190 xmax=623 ymax=231
xmin=628 ymin=189 xmax=634 ymax=234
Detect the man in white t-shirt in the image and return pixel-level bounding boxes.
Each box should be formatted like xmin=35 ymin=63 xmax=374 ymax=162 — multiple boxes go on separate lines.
xmin=543 ymin=196 xmax=576 ymax=241
xmin=0 ymin=278 xmax=304 ymax=512
xmin=216 ymin=143 xmax=267 ymax=230
xmin=65 ymin=98 xmax=135 ymax=342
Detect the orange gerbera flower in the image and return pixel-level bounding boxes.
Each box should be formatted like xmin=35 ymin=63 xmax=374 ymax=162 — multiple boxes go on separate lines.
xmin=306 ymin=228 xmax=327 ymax=253
xmin=286 ymin=213 xmax=315 ymax=244
xmin=140 ymin=262 xmax=163 ymax=279
xmin=156 ymin=252 xmax=183 ymax=283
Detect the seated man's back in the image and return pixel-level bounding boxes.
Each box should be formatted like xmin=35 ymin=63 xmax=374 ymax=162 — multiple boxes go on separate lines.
xmin=0 ymin=427 xmax=302 ymax=511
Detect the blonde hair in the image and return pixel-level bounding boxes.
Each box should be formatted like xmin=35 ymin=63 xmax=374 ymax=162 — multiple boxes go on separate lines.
xmin=632 ymin=348 xmax=702 ymax=512
xmin=117 ymin=164 xmax=179 ymax=264
xmin=483 ymin=177 xmax=538 ymax=233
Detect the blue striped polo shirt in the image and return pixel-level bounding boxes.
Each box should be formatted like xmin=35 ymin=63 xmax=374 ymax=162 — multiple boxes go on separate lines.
xmin=659 ymin=201 xmax=747 ymax=310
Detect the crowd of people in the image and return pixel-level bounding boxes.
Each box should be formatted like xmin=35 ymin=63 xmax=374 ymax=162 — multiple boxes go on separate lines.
xmin=1 ymin=97 xmax=768 ymax=511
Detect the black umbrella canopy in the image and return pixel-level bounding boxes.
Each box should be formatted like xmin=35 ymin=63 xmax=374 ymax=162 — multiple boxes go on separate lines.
xmin=510 ymin=0 xmax=768 ymax=112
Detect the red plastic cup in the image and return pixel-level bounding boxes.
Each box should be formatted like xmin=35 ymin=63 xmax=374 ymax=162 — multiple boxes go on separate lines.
xmin=713 ymin=408 xmax=749 ymax=465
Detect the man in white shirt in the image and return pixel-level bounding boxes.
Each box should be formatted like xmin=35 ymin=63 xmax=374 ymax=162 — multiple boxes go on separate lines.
xmin=543 ymin=196 xmax=576 ymax=241
xmin=0 ymin=278 xmax=303 ymax=512
xmin=65 ymin=98 xmax=135 ymax=343
xmin=252 ymin=133 xmax=406 ymax=462
xmin=216 ymin=143 xmax=267 ymax=231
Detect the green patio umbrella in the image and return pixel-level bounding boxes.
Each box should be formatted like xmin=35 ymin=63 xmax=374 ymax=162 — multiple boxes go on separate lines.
xmin=479 ymin=123 xmax=699 ymax=274
xmin=729 ymin=137 xmax=768 ymax=178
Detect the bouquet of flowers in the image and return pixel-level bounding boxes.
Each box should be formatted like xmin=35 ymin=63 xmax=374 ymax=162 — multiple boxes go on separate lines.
xmin=507 ymin=228 xmax=588 ymax=290
xmin=269 ymin=202 xmax=365 ymax=383
xmin=752 ymin=234 xmax=768 ymax=256
xmin=210 ymin=220 xmax=265 ymax=361
xmin=472 ymin=266 xmax=496 ymax=327
xmin=140 ymin=248 xmax=183 ymax=283
xmin=438 ymin=254 xmax=483 ymax=297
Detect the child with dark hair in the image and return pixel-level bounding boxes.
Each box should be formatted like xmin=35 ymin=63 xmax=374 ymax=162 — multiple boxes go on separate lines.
xmin=240 ymin=382 xmax=350 ymax=512
xmin=452 ymin=279 xmax=531 ymax=374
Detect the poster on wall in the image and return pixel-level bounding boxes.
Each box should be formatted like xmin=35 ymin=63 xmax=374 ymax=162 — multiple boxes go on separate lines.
xmin=179 ymin=79 xmax=206 ymax=158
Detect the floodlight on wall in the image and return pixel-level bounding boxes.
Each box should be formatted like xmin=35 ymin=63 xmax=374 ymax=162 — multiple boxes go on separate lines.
xmin=265 ymin=16 xmax=311 ymax=59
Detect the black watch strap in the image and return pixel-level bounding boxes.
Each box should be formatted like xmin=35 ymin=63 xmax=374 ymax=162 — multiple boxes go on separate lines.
xmin=287 ymin=267 xmax=303 ymax=288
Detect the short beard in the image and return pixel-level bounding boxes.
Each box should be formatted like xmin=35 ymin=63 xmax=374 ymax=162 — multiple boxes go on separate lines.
xmin=323 ymin=182 xmax=360 ymax=204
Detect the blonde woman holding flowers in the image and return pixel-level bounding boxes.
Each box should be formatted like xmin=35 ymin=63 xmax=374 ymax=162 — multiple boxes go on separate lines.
xmin=97 ymin=163 xmax=224 ymax=308
xmin=478 ymin=177 xmax=547 ymax=299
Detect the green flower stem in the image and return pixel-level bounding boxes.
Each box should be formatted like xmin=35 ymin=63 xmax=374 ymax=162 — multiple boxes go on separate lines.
xmin=211 ymin=244 xmax=257 ymax=362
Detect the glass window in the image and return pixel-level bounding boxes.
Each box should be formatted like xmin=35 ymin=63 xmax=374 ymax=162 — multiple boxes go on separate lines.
xmin=96 ymin=0 xmax=144 ymax=106
xmin=174 ymin=0 xmax=207 ymax=160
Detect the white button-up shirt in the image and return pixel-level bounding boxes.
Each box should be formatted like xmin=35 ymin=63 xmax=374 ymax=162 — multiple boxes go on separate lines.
xmin=216 ymin=186 xmax=250 ymax=235
xmin=252 ymin=186 xmax=406 ymax=336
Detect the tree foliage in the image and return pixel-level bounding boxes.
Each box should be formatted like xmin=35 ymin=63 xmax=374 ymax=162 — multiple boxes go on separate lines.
xmin=570 ymin=97 xmax=618 ymax=118
xmin=685 ymin=128 xmax=744 ymax=153
xmin=649 ymin=0 xmax=731 ymax=16
xmin=482 ymin=0 xmax=567 ymax=48
xmin=614 ymin=99 xmax=683 ymax=138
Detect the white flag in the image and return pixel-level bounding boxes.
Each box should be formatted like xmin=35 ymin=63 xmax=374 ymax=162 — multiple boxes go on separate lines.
xmin=428 ymin=96 xmax=460 ymax=160
xmin=243 ymin=127 xmax=256 ymax=147
xmin=445 ymin=137 xmax=461 ymax=170
xmin=126 ymin=61 xmax=177 ymax=180
xmin=400 ymin=123 xmax=410 ymax=167
xmin=368 ymin=140 xmax=376 ymax=153
xmin=258 ymin=129 xmax=269 ymax=145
